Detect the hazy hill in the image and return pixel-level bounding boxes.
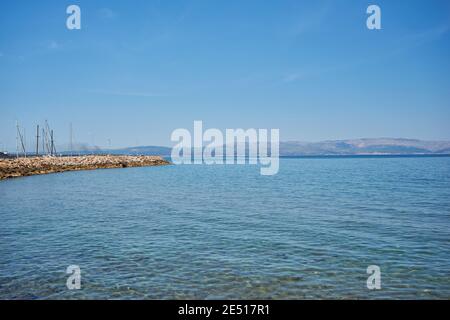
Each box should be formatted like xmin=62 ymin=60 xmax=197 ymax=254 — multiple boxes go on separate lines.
xmin=280 ymin=138 xmax=450 ymax=156
xmin=59 ymin=138 xmax=450 ymax=157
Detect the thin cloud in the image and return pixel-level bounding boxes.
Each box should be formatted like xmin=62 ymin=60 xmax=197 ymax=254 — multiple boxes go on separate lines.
xmin=48 ymin=40 xmax=60 ymax=50
xmin=281 ymin=24 xmax=450 ymax=84
xmin=99 ymin=8 xmax=117 ymax=19
xmin=400 ymin=24 xmax=449 ymax=50
xmin=89 ymin=89 xmax=167 ymax=98
xmin=283 ymin=73 xmax=305 ymax=83
xmin=372 ymin=24 xmax=450 ymax=61
xmin=290 ymin=1 xmax=333 ymax=37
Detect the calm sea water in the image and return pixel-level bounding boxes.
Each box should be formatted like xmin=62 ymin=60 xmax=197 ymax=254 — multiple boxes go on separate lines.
xmin=0 ymin=157 xmax=449 ymax=299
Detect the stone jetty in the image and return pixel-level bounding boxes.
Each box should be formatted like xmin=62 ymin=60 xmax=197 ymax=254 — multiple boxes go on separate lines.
xmin=0 ymin=155 xmax=170 ymax=180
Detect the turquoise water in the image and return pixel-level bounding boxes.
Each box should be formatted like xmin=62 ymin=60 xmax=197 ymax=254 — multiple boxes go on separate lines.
xmin=0 ymin=157 xmax=449 ymax=299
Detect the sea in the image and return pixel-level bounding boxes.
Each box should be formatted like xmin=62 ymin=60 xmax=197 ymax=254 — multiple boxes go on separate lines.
xmin=0 ymin=156 xmax=449 ymax=299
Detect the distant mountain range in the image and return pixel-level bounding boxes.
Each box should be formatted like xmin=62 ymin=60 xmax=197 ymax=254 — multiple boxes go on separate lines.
xmin=279 ymin=138 xmax=450 ymax=156
xmin=7 ymin=138 xmax=450 ymax=158
xmin=104 ymin=138 xmax=450 ymax=157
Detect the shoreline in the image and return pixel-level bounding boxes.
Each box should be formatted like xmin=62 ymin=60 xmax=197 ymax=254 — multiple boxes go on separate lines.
xmin=279 ymin=153 xmax=450 ymax=159
xmin=0 ymin=155 xmax=171 ymax=180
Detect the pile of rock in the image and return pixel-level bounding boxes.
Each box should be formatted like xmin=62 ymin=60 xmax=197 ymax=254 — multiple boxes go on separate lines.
xmin=0 ymin=155 xmax=170 ymax=180
xmin=0 ymin=152 xmax=11 ymax=159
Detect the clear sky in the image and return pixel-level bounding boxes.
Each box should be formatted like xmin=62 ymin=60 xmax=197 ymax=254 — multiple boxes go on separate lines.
xmin=1 ymin=0 xmax=449 ymax=150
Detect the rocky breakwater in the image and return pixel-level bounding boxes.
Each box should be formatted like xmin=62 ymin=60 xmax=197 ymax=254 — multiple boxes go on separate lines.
xmin=0 ymin=155 xmax=171 ymax=180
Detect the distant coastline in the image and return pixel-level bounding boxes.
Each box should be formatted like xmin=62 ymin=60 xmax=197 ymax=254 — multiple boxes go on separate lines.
xmin=280 ymin=154 xmax=450 ymax=159
xmin=57 ymin=138 xmax=449 ymax=158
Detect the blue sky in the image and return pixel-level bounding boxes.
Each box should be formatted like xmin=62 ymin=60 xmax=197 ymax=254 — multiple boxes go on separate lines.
xmin=1 ymin=0 xmax=449 ymax=150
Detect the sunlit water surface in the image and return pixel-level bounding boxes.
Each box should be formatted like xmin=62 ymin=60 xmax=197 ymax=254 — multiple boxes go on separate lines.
xmin=0 ymin=157 xmax=449 ymax=299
